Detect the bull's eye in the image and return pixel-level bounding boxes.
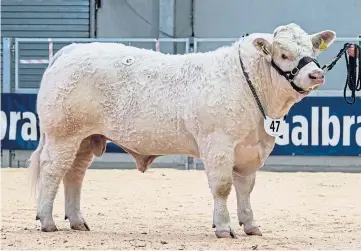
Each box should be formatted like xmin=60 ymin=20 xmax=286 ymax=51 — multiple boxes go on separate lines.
xmin=281 ymin=54 xmax=288 ymax=60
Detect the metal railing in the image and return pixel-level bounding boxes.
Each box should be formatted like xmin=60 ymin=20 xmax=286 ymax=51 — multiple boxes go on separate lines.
xmin=12 ymin=37 xmax=190 ymax=94
xmin=5 ymin=36 xmax=361 ymax=95
xmin=2 ymin=38 xmax=12 ymax=93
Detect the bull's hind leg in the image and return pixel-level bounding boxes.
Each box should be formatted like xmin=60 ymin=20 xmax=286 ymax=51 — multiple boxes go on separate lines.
xmin=232 ymin=172 xmax=262 ymax=236
xmin=36 ymin=136 xmax=80 ymax=232
xmin=63 ymin=136 xmax=96 ymax=231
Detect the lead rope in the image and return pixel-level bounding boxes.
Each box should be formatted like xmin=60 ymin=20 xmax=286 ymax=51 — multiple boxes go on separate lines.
xmin=322 ymin=43 xmax=361 ymax=104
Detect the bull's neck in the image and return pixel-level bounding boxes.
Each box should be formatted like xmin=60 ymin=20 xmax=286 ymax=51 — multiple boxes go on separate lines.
xmin=247 ymin=54 xmax=301 ymax=119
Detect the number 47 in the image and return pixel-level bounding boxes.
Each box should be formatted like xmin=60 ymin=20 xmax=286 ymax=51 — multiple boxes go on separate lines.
xmin=270 ymin=121 xmax=280 ymax=132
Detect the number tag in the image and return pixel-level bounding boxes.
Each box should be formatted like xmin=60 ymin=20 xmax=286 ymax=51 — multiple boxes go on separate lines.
xmin=264 ymin=116 xmax=287 ymax=137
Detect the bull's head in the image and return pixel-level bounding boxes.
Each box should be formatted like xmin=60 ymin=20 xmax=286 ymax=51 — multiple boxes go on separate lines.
xmin=252 ymin=23 xmax=336 ymax=96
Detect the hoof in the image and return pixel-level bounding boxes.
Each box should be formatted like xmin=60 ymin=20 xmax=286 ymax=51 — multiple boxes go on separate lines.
xmin=245 ymin=226 xmax=262 ymax=236
xmin=65 ymin=216 xmax=90 ymax=231
xmin=215 ymin=228 xmax=237 ymax=239
xmin=71 ymin=221 xmax=90 ymax=231
xmin=41 ymin=225 xmax=58 ymax=232
xmin=240 ymin=221 xmax=263 ymax=236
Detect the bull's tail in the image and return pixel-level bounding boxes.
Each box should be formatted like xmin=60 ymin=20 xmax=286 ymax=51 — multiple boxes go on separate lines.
xmin=28 ymin=130 xmax=45 ymax=198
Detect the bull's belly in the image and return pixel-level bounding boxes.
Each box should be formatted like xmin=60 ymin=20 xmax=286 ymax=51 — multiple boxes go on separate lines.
xmin=111 ymin=136 xmax=198 ymax=156
xmin=104 ymin=119 xmax=200 ymax=157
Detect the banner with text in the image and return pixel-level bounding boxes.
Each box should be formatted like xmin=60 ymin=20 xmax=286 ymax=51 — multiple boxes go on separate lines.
xmin=1 ymin=93 xmax=360 ymax=156
xmin=272 ymin=96 xmax=361 ymax=156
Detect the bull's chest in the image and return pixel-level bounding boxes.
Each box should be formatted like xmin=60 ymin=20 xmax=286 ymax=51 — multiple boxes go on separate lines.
xmin=233 ymin=125 xmax=276 ymax=176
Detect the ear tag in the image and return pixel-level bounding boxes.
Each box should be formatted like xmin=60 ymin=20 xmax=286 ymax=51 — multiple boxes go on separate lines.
xmin=319 ymin=39 xmax=328 ymax=51
xmin=261 ymin=44 xmax=269 ymax=55
xmin=264 ymin=116 xmax=287 ymax=137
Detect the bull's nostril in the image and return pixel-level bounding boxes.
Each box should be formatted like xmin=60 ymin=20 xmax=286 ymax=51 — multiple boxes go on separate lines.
xmin=309 ymin=72 xmax=324 ymax=80
xmin=309 ymin=74 xmax=317 ymax=79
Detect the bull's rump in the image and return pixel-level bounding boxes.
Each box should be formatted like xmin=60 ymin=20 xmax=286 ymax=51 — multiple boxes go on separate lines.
xmin=36 ymin=42 xmax=202 ymax=155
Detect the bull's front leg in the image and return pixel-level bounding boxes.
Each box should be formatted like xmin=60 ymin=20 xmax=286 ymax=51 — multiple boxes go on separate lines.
xmin=200 ymin=133 xmax=236 ymax=238
xmin=232 ymin=172 xmax=262 ymax=236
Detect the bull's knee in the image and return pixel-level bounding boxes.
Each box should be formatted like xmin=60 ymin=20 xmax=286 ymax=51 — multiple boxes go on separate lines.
xmin=213 ymin=178 xmax=232 ymax=198
xmin=209 ymin=173 xmax=233 ymax=198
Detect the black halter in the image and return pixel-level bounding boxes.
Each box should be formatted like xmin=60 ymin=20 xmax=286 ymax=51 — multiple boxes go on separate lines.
xmin=270 ymin=57 xmax=321 ymax=94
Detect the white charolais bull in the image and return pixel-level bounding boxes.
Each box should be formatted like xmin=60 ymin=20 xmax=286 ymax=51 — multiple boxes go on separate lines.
xmin=29 ymin=23 xmax=336 ymax=238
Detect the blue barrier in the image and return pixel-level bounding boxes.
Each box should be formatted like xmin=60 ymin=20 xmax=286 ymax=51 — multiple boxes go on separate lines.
xmin=272 ymin=96 xmax=361 ymax=156
xmin=1 ymin=93 xmax=360 ymax=156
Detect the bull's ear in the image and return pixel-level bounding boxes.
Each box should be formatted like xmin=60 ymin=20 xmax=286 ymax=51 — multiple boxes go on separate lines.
xmin=252 ymin=38 xmax=272 ymax=56
xmin=310 ymin=30 xmax=336 ymax=54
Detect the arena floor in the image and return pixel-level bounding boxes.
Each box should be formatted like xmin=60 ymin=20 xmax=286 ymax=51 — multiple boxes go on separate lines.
xmin=1 ymin=167 xmax=361 ymax=250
